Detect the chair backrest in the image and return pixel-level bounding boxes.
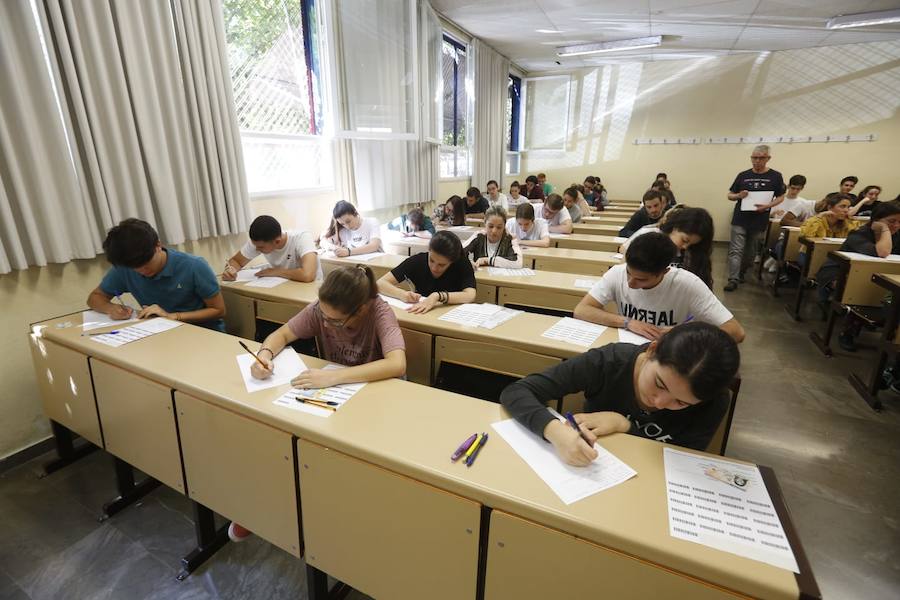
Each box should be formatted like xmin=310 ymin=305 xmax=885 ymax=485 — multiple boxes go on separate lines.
xmin=704 ymin=377 xmax=741 ymax=456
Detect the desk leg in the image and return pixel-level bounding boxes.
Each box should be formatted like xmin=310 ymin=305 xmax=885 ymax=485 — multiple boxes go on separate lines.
xmin=100 ymin=457 xmax=161 ymax=520
xmin=305 ymin=564 xmax=352 ymax=600
xmin=809 ymin=308 xmax=839 ymax=357
xmin=40 ymin=421 xmax=99 ymax=477
xmin=810 ymin=261 xmax=850 ymax=356
xmin=177 ymin=502 xmax=229 ymax=580
xmin=848 ymin=303 xmax=899 ymax=412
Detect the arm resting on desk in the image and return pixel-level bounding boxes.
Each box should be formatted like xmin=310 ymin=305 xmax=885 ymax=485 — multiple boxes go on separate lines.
xmin=258 ymin=252 xmax=318 ymax=283
xmin=548 ymin=219 xmax=573 ymax=234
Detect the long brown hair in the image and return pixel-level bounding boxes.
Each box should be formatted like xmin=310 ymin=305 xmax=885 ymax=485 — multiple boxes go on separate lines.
xmin=324 ymin=200 xmax=359 ymax=240
xmin=318 ymin=265 xmax=377 ymax=315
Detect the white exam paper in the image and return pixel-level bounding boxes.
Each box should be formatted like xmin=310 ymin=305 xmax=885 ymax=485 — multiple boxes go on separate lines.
xmin=574 ymin=278 xmax=598 ymax=289
xmin=618 ymin=329 xmax=653 ymax=345
xmin=542 ymin=317 xmax=607 ymax=347
xmin=229 ymin=264 xmax=270 ymax=282
xmin=613 ymin=236 xmax=628 ymax=244
xmin=244 ymin=277 xmax=287 ymax=288
xmin=486 ymin=267 xmax=536 ymax=276
xmin=438 ymin=303 xmax=521 ymax=329
xmin=350 ymin=251 xmax=387 ymax=261
xmin=273 ymin=364 xmax=365 ymax=417
xmin=741 ymin=191 xmax=773 ymax=212
xmin=379 ymin=294 xmax=422 ymax=310
xmin=492 ymin=418 xmax=636 ymax=504
xmin=80 ymin=310 xmax=140 ymax=332
xmin=236 ymin=348 xmax=306 ymax=393
xmin=664 ymin=448 xmax=799 ymax=573
xmin=89 ymin=318 xmax=183 ymax=347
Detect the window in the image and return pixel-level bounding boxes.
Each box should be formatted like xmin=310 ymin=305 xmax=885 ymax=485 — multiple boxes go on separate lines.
xmin=523 ymin=75 xmax=571 ymax=153
xmin=223 ymin=0 xmax=331 ymax=194
xmin=440 ymin=35 xmax=469 ymax=178
xmin=506 ymin=74 xmax=522 ymax=175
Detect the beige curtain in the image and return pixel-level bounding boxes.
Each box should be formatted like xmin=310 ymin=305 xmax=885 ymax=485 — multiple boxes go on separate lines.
xmin=471 ymin=39 xmax=510 ymax=188
xmin=0 ymin=0 xmax=101 ymax=274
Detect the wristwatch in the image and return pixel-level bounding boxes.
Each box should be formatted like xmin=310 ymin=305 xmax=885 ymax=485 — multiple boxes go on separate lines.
xmin=622 ymin=317 xmax=631 ymax=330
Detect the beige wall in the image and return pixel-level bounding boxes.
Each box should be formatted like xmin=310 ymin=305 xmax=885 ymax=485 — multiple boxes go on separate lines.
xmin=522 ymin=40 xmax=900 ymax=240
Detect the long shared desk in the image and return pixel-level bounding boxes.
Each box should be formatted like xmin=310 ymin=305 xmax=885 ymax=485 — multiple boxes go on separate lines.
xmin=388 ymin=232 xmax=624 ymax=254
xmin=29 ymin=312 xmax=819 ymax=599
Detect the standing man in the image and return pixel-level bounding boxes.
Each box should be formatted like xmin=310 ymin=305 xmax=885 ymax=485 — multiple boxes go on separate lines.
xmin=724 ymin=145 xmax=785 ymax=292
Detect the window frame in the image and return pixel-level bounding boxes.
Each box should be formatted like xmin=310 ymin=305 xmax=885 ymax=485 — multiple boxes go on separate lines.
xmin=439 ymin=32 xmax=471 ymax=180
xmin=506 ymin=73 xmax=522 ymax=175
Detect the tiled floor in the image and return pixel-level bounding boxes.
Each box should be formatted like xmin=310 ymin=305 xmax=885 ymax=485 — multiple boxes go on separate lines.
xmin=1 ymin=250 xmax=898 ymax=599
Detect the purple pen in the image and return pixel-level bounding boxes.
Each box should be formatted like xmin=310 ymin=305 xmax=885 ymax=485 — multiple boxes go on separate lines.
xmin=451 ymin=433 xmax=478 ymax=462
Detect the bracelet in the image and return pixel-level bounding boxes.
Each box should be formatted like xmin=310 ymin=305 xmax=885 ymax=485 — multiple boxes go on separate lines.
xmin=258 ymin=347 xmax=275 ymax=359
xmin=622 ymin=317 xmax=631 ymax=330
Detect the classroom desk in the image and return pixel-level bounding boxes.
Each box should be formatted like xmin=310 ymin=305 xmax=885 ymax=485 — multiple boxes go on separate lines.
xmin=771 ymin=226 xmax=802 ymax=297
xmin=520 ymin=247 xmax=622 ymax=276
xmin=848 ymin=272 xmax=900 ymax=411
xmin=785 ymin=238 xmax=843 ymax=321
xmin=551 ymin=233 xmax=625 ymax=252
xmin=755 ymin=219 xmax=783 ymax=280
xmin=581 ymin=215 xmax=629 ymax=226
xmin=573 ymin=223 xmax=622 ymax=236
xmin=29 ymin=314 xmax=819 ymax=600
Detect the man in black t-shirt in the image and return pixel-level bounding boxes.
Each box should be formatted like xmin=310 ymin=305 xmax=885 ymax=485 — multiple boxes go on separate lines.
xmin=724 ymin=145 xmax=786 ymax=292
xmin=619 ymin=189 xmax=666 ymax=237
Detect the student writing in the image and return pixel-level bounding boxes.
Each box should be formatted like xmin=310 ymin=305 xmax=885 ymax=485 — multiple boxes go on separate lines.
xmin=500 ymin=322 xmax=740 ymax=466
xmin=505 ymin=203 xmax=550 ymax=248
xmin=465 ymin=206 xmax=523 ymax=269
xmin=537 ymin=193 xmax=574 ymax=234
xmin=618 ymin=189 xmax=666 ymax=237
xmin=86 ymin=219 xmax=226 ymax=331
xmin=320 ymin=200 xmax=382 ymax=257
xmin=222 ymin=215 xmax=318 ymax=283
xmin=388 ymin=207 xmax=434 ymax=239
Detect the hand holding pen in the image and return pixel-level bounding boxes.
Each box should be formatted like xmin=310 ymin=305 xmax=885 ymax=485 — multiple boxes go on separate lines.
xmin=108 ymin=294 xmax=134 ymax=320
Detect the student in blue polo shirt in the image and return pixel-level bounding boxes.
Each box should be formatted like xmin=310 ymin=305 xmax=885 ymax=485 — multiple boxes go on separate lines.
xmin=86 ymin=218 xmax=226 ymax=331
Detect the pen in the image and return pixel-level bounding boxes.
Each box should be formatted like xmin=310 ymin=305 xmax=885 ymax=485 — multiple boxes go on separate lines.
xmin=451 ymin=433 xmax=478 ymax=462
xmin=462 ymin=433 xmax=482 ymax=462
xmin=565 ymin=412 xmax=593 ymax=447
xmin=287 ymin=393 xmax=339 ymax=406
xmin=238 ymin=341 xmax=273 ymax=373
xmin=684 ymin=314 xmax=695 ymax=323
xmin=465 ymin=433 xmax=488 ymax=467
xmin=294 ymin=397 xmax=337 ymax=411
xmin=83 ymin=330 xmax=120 ymax=336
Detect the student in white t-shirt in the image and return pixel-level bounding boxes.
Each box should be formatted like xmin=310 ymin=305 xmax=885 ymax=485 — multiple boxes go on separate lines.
xmin=223 ymin=216 xmax=318 ymax=282
xmin=773 ymin=175 xmax=815 ymax=226
xmin=320 ymin=201 xmax=382 ymax=257
xmin=536 ymin=193 xmax=573 ymax=234
xmin=505 ymin=203 xmax=550 ymax=247
xmin=574 ymin=232 xmax=745 ymax=342
xmin=485 ymin=179 xmax=508 ymax=211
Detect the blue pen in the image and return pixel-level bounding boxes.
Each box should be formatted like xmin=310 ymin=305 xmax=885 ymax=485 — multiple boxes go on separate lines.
xmin=565 ymin=412 xmax=593 ymax=446
xmin=84 ymin=330 xmax=120 ymax=336
xmin=465 ymin=433 xmax=488 ymax=467
xmin=684 ymin=314 xmax=695 ymax=323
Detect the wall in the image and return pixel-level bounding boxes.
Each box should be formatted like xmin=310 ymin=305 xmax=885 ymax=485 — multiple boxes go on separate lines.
xmin=522 ymin=40 xmax=900 ymax=240
xmin=0 ymin=190 xmax=339 ymax=460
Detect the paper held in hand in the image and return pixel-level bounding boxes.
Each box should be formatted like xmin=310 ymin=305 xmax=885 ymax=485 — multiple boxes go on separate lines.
xmin=741 ymin=191 xmax=774 ymax=212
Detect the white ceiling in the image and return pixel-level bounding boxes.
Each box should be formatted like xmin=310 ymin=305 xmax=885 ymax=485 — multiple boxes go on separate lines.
xmin=431 ymin=0 xmax=900 ymax=72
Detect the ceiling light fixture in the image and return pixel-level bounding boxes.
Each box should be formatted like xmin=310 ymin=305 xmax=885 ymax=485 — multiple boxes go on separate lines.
xmin=826 ymin=9 xmax=900 ymax=29
xmin=557 ymin=35 xmax=662 ymax=57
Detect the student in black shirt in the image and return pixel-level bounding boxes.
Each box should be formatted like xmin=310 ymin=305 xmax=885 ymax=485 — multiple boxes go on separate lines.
xmin=619 ymin=189 xmax=666 ymax=237
xmin=377 ymin=231 xmax=477 ymax=314
xmin=500 ymin=322 xmax=740 ymax=466
xmin=464 ymin=186 xmax=490 ymax=215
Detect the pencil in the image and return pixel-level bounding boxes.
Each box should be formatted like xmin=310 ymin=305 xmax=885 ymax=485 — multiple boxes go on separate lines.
xmin=239 ymin=341 xmax=272 ymax=373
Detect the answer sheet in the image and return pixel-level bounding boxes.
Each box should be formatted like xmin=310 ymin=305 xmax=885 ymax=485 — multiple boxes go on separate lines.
xmin=574 ymin=278 xmax=598 ymax=289
xmin=492 ymin=418 xmax=636 ymax=505
xmin=244 ymin=277 xmax=287 ymax=288
xmin=379 ymin=294 xmax=420 ymax=310
xmin=618 ymin=329 xmax=653 ymax=345
xmin=89 ymin=318 xmax=183 ymax=347
xmin=541 ymin=317 xmax=607 ymax=347
xmin=741 ymin=191 xmax=774 ymax=212
xmin=227 ymin=264 xmax=270 ymax=282
xmin=664 ymin=448 xmax=799 ymax=572
xmin=438 ymin=303 xmax=521 ymax=330
xmin=273 ymin=365 xmax=365 ymax=417
xmin=486 ymin=267 xmax=536 ymax=276
xmin=236 ymin=348 xmax=306 ymax=393
xmin=80 ymin=310 xmax=139 ymax=332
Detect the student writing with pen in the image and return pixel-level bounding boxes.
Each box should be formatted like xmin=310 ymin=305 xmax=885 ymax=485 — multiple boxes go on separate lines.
xmin=86 ymin=219 xmax=226 ymax=331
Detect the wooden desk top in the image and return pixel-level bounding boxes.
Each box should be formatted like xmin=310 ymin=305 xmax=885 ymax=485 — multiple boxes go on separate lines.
xmin=874 ymin=272 xmax=900 ymax=291
xmin=523 ymin=246 xmax=623 ymax=266
xmin=573 ymin=223 xmax=621 ymax=235
xmin=30 ymin=314 xmax=805 ymax=600
xmin=581 ymin=215 xmax=628 ymax=225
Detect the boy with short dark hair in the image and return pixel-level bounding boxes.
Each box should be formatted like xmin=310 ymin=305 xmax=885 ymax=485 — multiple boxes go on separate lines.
xmin=87 ymin=218 xmax=226 ymax=331
xmin=464 ymin=186 xmax=489 ymax=216
xmin=222 ymin=215 xmax=318 ymax=283
xmin=619 ymin=190 xmax=666 ymax=237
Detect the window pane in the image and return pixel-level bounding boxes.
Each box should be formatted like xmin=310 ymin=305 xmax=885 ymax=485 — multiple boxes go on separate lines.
xmin=242 ymin=135 xmax=332 ymax=193
xmin=524 ymin=77 xmax=570 ymax=151
xmin=505 ymin=153 xmax=520 ymax=175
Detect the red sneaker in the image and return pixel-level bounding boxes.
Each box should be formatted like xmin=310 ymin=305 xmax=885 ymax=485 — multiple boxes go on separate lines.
xmin=228 ymin=522 xmax=252 ymax=542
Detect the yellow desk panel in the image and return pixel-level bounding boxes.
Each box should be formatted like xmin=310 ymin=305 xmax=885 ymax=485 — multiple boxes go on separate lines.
xmin=433 ymin=335 xmax=559 ymax=379
xmin=573 ymin=223 xmax=622 ymax=236
xmin=499 ymin=286 xmax=580 ymax=313
xmin=475 ymin=283 xmax=497 ymax=304
xmin=298 ymin=439 xmax=481 ymax=600
xmin=257 ymin=299 xmax=302 ymax=324
xmin=91 ymin=360 xmax=184 ymax=492
xmin=28 ymin=336 xmax=103 ymax=447
xmin=485 ymin=511 xmax=745 ymax=600
xmin=222 ymin=289 xmax=256 ymax=339
xmin=176 ymin=391 xmax=301 ymax=557
xmin=400 ymin=327 xmax=433 ymax=386
xmin=553 ymin=234 xmax=623 ymax=252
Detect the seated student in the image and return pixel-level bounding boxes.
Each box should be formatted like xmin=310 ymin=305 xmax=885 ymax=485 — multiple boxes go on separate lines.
xmin=523 ymin=175 xmax=545 ymax=200
xmin=583 ymin=176 xmax=599 ymax=207
xmin=465 ymin=206 xmax=523 ymax=269
xmin=574 ymin=233 xmax=744 ymax=342
xmin=538 ymin=172 xmax=552 ymax=197
xmin=230 ymin=265 xmax=406 ymax=542
xmin=507 ymin=181 xmax=527 ymax=208
xmin=774 ymin=175 xmax=815 ymax=226
xmin=798 ymin=193 xmax=860 ymax=267
xmin=537 ymin=193 xmax=574 ymax=234
xmin=500 ymin=322 xmax=741 ymax=465
xmin=569 ymin=183 xmax=593 ymax=217
xmin=848 ymin=185 xmax=883 ymax=218
xmin=562 ymin=187 xmax=584 ymax=223
xmin=815 ymin=176 xmax=859 ymax=212
xmin=87 ymin=218 xmax=226 ymax=331
xmin=388 ymin=207 xmax=434 ymax=239
xmin=593 ymin=176 xmax=610 ymax=207
xmin=464 ymin=186 xmax=490 ymax=216
xmin=622 ymin=206 xmax=715 ymax=287
xmin=320 ymin=200 xmax=382 ymax=257
xmin=814 ymin=202 xmax=900 ymax=351
xmin=377 ymin=231 xmax=477 ymax=314
xmin=619 ymin=190 xmax=666 ymax=237
xmin=651 ymin=180 xmax=676 ymax=209
xmin=506 ymin=203 xmax=550 ymax=248
xmin=485 ymin=180 xmax=508 ymax=211
xmin=438 ymin=195 xmax=467 ymax=226
xmin=223 ymin=215 xmax=318 ymax=283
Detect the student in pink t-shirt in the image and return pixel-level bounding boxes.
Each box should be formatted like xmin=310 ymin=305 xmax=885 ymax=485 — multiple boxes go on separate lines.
xmin=229 ymin=265 xmax=406 ymax=542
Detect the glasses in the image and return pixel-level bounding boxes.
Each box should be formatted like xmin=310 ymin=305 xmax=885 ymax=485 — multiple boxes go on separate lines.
xmin=315 ymin=302 xmax=357 ymax=328
xmin=750 ymin=155 xmax=769 ymax=160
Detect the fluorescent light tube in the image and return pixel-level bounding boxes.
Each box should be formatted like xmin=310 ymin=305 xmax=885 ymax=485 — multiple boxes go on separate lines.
xmin=557 ymin=35 xmax=662 ymax=57
xmin=826 ymin=9 xmax=900 ymax=29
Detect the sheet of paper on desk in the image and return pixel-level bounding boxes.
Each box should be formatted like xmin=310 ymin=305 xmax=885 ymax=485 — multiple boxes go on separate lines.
xmin=486 ymin=267 xmax=535 ymax=276
xmin=349 ymin=251 xmax=386 ymax=261
xmin=236 ymin=348 xmax=306 ymax=393
xmin=492 ymin=418 xmax=636 ymax=504
xmin=273 ymin=364 xmax=366 ymax=417
xmin=244 ymin=276 xmax=287 ymax=288
xmin=741 ymin=191 xmax=773 ymax=211
xmin=81 ymin=310 xmax=140 ymax=331
xmin=89 ymin=318 xmax=183 ymax=347
xmin=227 ymin=264 xmax=270 ymax=282
xmin=885 ymin=254 xmax=900 ymax=262
xmin=819 ymin=237 xmax=845 ymax=243
xmin=379 ymin=294 xmax=423 ymax=310
xmin=438 ymin=303 xmax=521 ymax=329
xmin=542 ymin=317 xmax=607 ymax=347
xmin=548 ymin=233 xmax=569 ymax=238
xmin=613 ymin=236 xmax=628 ymax=244
xmin=618 ymin=329 xmax=653 ymax=345
xmin=574 ymin=278 xmax=598 ymax=289
xmin=664 ymin=448 xmax=799 ymax=573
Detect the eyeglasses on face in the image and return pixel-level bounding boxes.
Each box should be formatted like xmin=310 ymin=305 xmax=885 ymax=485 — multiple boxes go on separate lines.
xmin=315 ymin=302 xmax=358 ymax=328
